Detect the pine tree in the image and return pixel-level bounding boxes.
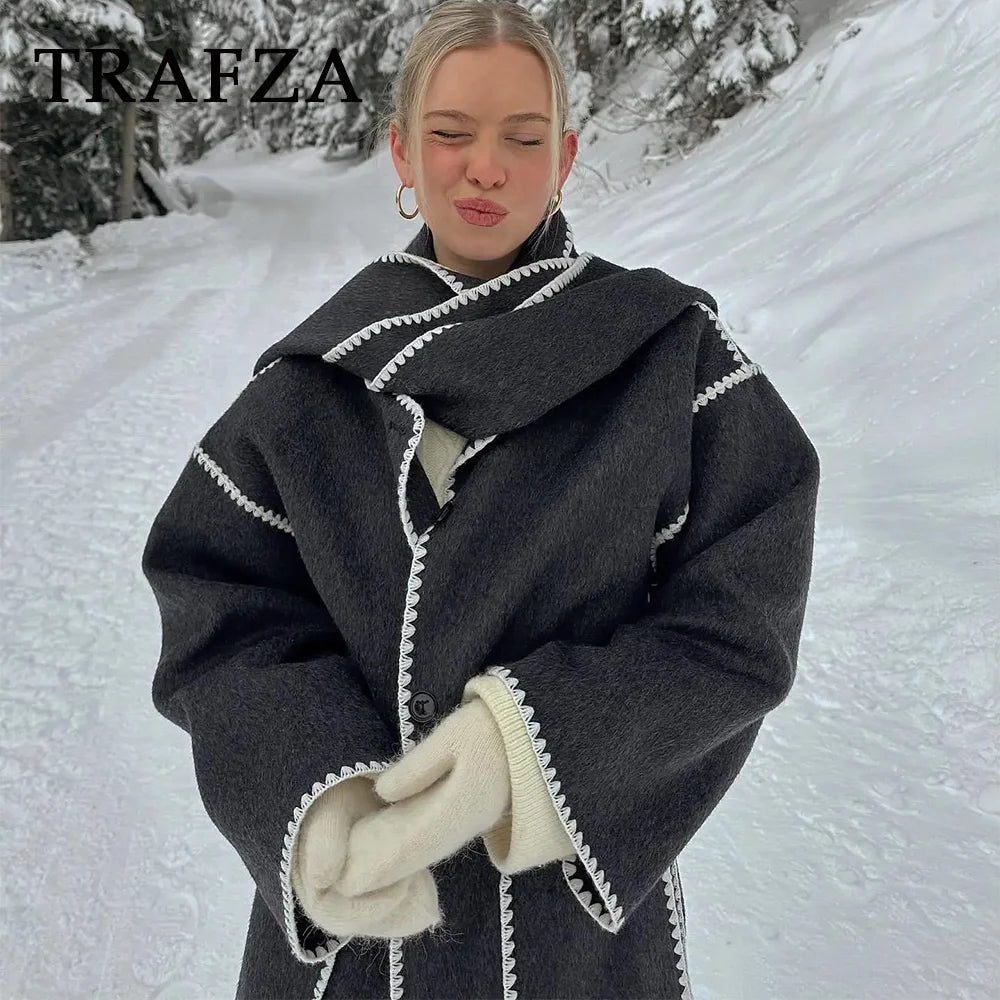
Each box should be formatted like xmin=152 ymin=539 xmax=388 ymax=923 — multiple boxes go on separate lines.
xmin=636 ymin=0 xmax=799 ymax=156
xmin=169 ymin=0 xmax=294 ymax=161
xmin=259 ymin=0 xmax=394 ymax=156
xmin=0 ymin=0 xmax=194 ymax=239
xmin=2 ymin=0 xmax=805 ymax=238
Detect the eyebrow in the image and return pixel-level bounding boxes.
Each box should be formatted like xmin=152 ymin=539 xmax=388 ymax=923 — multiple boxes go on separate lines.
xmin=424 ymin=109 xmax=551 ymax=125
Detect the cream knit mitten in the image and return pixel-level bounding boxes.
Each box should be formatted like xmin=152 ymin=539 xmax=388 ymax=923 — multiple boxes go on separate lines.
xmin=290 ymin=773 xmax=443 ymax=939
xmin=335 ymin=698 xmax=512 ymax=897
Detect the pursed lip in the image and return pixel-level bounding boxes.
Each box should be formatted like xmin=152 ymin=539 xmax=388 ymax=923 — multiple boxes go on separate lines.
xmin=454 ymin=198 xmax=508 ymax=215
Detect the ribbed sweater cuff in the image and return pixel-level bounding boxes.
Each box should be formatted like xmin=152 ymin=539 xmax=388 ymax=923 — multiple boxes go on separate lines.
xmin=462 ymin=673 xmax=578 ymax=874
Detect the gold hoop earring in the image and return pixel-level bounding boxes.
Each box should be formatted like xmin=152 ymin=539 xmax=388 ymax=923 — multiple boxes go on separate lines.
xmin=547 ymin=188 xmax=563 ymax=217
xmin=395 ymin=183 xmax=419 ymax=220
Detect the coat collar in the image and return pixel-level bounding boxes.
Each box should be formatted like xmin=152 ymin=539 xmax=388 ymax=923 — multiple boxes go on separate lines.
xmin=254 ymin=208 xmax=713 ymax=440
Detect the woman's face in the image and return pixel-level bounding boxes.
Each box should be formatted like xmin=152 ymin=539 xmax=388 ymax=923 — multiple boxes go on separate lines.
xmin=390 ymin=41 xmax=577 ymax=281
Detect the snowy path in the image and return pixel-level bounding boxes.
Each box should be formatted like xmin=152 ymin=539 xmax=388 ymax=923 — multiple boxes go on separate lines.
xmin=2 ymin=1 xmax=997 ymax=997
xmin=0 ymin=156 xmax=407 ymax=999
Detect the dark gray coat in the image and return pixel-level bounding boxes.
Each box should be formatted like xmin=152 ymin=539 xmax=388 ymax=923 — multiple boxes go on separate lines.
xmin=141 ymin=209 xmax=820 ymax=999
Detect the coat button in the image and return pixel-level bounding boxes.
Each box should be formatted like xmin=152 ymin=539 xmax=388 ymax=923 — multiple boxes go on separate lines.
xmin=410 ymin=690 xmax=437 ymax=722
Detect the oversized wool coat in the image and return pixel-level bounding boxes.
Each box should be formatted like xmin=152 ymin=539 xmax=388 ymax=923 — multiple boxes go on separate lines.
xmin=141 ymin=208 xmax=821 ymax=1000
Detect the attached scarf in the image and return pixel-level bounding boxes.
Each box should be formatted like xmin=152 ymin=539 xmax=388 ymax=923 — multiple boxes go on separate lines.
xmin=252 ymin=208 xmax=717 ymax=440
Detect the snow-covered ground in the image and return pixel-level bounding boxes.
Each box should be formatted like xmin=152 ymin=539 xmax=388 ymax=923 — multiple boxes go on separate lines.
xmin=2 ymin=0 xmax=997 ymax=996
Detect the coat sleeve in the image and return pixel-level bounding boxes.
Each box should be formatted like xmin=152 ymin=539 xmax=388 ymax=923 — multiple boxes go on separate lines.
xmin=461 ymin=673 xmax=579 ymax=871
xmin=141 ymin=395 xmax=400 ymax=965
xmin=467 ymin=304 xmax=821 ymax=933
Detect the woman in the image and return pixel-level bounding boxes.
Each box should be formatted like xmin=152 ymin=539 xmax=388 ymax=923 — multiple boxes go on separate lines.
xmin=141 ymin=2 xmax=821 ymax=998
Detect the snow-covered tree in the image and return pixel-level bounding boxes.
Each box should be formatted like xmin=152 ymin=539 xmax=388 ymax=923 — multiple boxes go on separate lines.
xmin=636 ymin=0 xmax=799 ymax=155
xmin=0 ymin=0 xmax=145 ymax=107
xmin=256 ymin=0 xmax=394 ymax=156
xmin=175 ymin=0 xmax=801 ymax=171
xmin=168 ymin=0 xmax=294 ymax=161
xmin=0 ymin=0 xmax=195 ymax=240
xmin=1 ymin=0 xmax=805 ymax=240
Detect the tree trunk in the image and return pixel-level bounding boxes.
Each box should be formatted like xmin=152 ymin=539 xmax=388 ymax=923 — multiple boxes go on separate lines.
xmin=118 ymin=102 xmax=137 ymax=221
xmin=0 ymin=148 xmax=12 ymax=242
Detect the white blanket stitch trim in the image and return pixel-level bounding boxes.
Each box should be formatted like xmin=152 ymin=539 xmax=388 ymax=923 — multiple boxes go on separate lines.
xmin=390 ymin=394 xmax=433 ymax=756
xmin=663 ymin=862 xmax=694 ymax=998
xmin=649 ymin=501 xmax=690 ymax=574
xmin=278 ymin=760 xmax=392 ymax=964
xmin=310 ymin=957 xmax=337 ymax=1000
xmin=377 ymin=251 xmax=469 ymax=294
xmin=691 ymin=304 xmax=763 ymax=413
xmin=692 ymin=360 xmax=761 ymax=412
xmin=385 ymin=395 xmax=502 ymax=996
xmin=498 ymin=873 xmax=517 ymax=999
xmin=250 ymin=356 xmax=283 ymax=381
xmin=324 ymin=253 xmax=593 ymax=368
xmin=446 ymin=434 xmax=497 ymax=495
xmin=191 ymin=445 xmax=294 ymax=535
xmin=388 ymin=937 xmax=405 ymax=1000
xmin=378 ymin=218 xmax=576 ymax=297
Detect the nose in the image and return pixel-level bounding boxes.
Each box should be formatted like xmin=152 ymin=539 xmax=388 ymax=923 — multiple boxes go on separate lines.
xmin=464 ymin=138 xmax=506 ymax=188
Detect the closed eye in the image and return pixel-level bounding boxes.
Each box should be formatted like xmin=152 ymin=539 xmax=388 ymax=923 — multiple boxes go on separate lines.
xmin=432 ymin=130 xmax=542 ymax=146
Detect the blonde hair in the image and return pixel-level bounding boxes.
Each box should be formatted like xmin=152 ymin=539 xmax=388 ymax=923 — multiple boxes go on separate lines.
xmin=376 ymin=0 xmax=570 ymax=249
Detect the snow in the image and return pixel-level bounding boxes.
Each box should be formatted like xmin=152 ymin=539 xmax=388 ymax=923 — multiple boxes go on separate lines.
xmin=2 ymin=0 xmax=998 ymax=996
